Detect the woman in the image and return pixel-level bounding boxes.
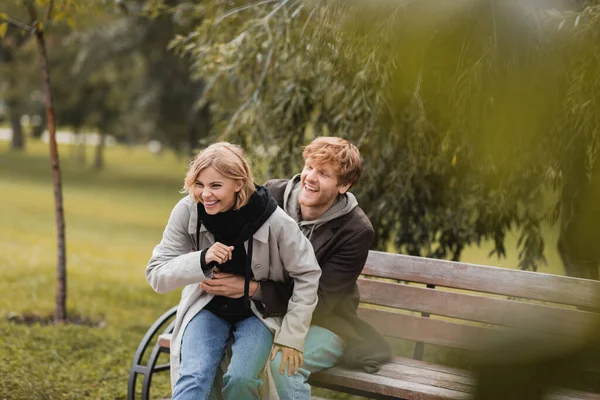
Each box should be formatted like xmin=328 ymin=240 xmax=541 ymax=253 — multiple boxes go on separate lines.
xmin=146 ymin=142 xmax=321 ymax=400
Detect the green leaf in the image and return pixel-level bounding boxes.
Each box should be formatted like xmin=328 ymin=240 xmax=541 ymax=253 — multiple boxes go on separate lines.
xmin=0 ymin=23 xmax=8 ymax=38
xmin=0 ymin=13 xmax=8 ymax=20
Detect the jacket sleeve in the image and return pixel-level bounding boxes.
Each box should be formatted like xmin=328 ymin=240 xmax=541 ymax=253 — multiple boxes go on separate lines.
xmin=254 ymin=280 xmax=294 ymax=317
xmin=258 ymin=226 xmax=374 ymax=317
xmin=314 ymin=227 xmax=373 ymax=315
xmin=272 ymin=214 xmax=321 ymax=352
xmin=146 ymin=199 xmax=210 ymax=294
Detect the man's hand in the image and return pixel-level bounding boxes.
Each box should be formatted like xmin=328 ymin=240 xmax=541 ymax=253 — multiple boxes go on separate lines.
xmin=200 ymin=269 xmax=258 ymax=298
xmin=270 ymin=344 xmax=304 ymax=376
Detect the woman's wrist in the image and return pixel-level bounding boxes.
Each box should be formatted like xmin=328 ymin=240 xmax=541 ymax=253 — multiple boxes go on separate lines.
xmin=250 ymin=280 xmax=260 ymax=297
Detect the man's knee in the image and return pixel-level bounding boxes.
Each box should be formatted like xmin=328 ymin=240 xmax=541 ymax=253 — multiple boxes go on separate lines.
xmin=270 ymin=353 xmax=289 ymax=382
xmin=270 ymin=353 xmax=305 ymax=384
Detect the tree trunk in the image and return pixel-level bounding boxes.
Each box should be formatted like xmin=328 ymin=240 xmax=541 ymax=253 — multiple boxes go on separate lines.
xmin=34 ymin=29 xmax=67 ymax=323
xmin=8 ymin=101 xmax=24 ymax=151
xmin=94 ymin=133 xmax=105 ymax=170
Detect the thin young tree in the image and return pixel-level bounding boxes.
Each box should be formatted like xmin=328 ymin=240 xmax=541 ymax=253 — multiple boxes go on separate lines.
xmin=1 ymin=0 xmax=108 ymax=322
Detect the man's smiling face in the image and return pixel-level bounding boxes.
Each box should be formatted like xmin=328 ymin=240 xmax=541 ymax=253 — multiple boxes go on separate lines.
xmin=298 ymin=159 xmax=349 ymax=218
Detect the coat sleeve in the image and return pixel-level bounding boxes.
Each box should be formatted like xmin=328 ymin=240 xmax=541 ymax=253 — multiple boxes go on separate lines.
xmin=258 ymin=226 xmax=374 ymax=317
xmin=314 ymin=227 xmax=373 ymax=315
xmin=146 ymin=199 xmax=209 ymax=294
xmin=271 ymin=213 xmax=321 ymax=352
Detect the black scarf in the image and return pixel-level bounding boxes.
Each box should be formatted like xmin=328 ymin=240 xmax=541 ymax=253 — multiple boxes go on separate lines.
xmin=196 ymin=185 xmax=278 ymax=306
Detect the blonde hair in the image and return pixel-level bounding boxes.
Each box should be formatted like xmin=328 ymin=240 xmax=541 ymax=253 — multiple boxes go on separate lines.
xmin=183 ymin=142 xmax=255 ymax=209
xmin=303 ymin=137 xmax=363 ymax=187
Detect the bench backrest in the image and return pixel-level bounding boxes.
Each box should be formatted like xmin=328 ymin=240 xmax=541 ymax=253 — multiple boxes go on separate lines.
xmin=357 ymin=251 xmax=600 ymax=355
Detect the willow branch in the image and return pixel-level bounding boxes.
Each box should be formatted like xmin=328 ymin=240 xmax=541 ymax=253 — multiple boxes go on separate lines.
xmin=223 ymin=46 xmax=274 ymax=136
xmin=25 ymin=1 xmax=40 ymax=31
xmin=216 ymin=0 xmax=280 ymax=24
xmin=45 ymin=0 xmax=56 ymax=22
xmin=3 ymin=15 xmax=35 ymax=32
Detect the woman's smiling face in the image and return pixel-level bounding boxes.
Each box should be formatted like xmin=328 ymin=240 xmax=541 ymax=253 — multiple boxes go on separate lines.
xmin=193 ymin=167 xmax=241 ymax=214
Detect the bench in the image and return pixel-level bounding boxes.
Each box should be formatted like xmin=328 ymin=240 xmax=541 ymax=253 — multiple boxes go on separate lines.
xmin=128 ymin=250 xmax=600 ymax=400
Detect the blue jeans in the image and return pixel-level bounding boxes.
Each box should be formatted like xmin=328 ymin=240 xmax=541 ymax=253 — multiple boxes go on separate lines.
xmin=172 ymin=309 xmax=273 ymax=400
xmin=271 ymin=326 xmax=344 ymax=400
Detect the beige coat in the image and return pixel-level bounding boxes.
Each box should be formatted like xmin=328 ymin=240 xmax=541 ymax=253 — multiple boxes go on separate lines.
xmin=146 ymin=195 xmax=321 ymax=395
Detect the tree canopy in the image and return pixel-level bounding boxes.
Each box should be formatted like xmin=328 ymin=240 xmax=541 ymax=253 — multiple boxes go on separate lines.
xmin=167 ymin=0 xmax=600 ymax=277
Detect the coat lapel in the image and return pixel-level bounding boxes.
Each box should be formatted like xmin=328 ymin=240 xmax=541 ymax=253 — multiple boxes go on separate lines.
xmin=309 ymin=217 xmax=343 ymax=258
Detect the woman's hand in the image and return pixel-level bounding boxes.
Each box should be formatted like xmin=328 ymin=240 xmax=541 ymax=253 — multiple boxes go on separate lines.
xmin=205 ymin=242 xmax=234 ymax=265
xmin=200 ymin=269 xmax=259 ymax=298
xmin=270 ymin=344 xmax=304 ymax=376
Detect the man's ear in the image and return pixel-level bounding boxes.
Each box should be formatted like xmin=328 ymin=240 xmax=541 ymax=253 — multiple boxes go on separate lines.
xmin=338 ymin=183 xmax=351 ymax=195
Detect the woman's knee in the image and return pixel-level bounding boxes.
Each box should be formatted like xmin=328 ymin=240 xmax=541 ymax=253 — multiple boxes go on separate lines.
xmin=223 ymin=371 xmax=258 ymax=388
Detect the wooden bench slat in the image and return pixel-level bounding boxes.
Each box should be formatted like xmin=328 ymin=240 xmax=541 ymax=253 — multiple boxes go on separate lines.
xmin=356 ymin=307 xmax=583 ymax=352
xmin=313 ymin=365 xmax=600 ymax=400
xmin=375 ymin=360 xmax=474 ymax=393
xmin=357 ymin=307 xmax=503 ymax=351
xmin=546 ymin=389 xmax=600 ymax=400
xmin=158 ymin=334 xmax=172 ymax=349
xmin=310 ymin=366 xmax=470 ymax=400
xmin=358 ymin=278 xmax=598 ymax=337
xmin=390 ymin=356 xmax=471 ymax=378
xmin=382 ymin=359 xmax=474 ymax=385
xmin=363 ymin=251 xmax=600 ymax=309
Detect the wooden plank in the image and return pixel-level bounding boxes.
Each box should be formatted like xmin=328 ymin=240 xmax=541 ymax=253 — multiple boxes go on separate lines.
xmin=158 ymin=333 xmax=172 ymax=349
xmin=357 ymin=308 xmax=582 ymax=351
xmin=363 ymin=251 xmax=600 ymax=309
xmin=314 ymin=358 xmax=599 ymax=400
xmin=358 ymin=279 xmax=599 ymax=337
xmin=390 ymin=356 xmax=471 ymax=378
xmin=375 ymin=360 xmax=474 ymax=393
xmin=310 ymin=366 xmax=470 ymax=400
xmin=357 ymin=308 xmax=499 ymax=351
xmin=546 ymin=389 xmax=600 ymax=400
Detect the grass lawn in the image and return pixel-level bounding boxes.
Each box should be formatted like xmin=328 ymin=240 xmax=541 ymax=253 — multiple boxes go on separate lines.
xmin=0 ymin=139 xmax=566 ymax=399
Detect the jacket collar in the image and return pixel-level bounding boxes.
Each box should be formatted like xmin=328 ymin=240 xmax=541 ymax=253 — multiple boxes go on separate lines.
xmin=310 ymin=214 xmax=344 ymax=252
xmin=252 ymin=220 xmax=269 ymax=243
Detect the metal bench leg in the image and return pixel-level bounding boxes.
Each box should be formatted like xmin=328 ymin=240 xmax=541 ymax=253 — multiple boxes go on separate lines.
xmin=141 ymin=345 xmax=171 ymax=400
xmin=128 ymin=306 xmax=178 ymax=400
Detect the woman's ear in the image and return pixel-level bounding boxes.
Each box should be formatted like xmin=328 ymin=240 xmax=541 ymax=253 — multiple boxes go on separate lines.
xmin=235 ymin=181 xmax=243 ymax=192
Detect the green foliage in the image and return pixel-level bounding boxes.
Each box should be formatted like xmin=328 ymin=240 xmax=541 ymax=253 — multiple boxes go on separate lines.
xmin=170 ymin=0 xmax=600 ymax=272
xmin=2 ymin=0 xmax=209 ymax=156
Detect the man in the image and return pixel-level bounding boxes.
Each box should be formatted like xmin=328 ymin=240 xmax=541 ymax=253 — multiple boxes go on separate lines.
xmin=201 ymin=137 xmax=391 ymax=399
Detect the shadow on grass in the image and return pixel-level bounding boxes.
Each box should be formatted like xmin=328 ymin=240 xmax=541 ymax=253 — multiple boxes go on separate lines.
xmin=7 ymin=312 xmax=105 ymax=328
